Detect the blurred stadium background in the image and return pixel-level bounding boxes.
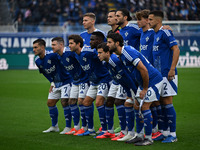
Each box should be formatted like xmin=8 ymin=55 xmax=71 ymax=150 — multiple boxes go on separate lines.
xmin=0 ymin=0 xmax=200 ymax=70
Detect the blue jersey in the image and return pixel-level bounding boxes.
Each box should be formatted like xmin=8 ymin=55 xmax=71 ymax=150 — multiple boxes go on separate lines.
xmin=80 ymin=29 xmax=107 ymax=47
xmin=105 ymin=54 xmax=138 ymax=94
xmin=35 ymin=51 xmax=72 ymax=88
xmin=57 ymin=47 xmax=89 ymax=85
xmin=152 ymin=27 xmax=178 ymax=77
xmin=140 ymin=29 xmax=154 ymax=65
xmin=119 ymin=23 xmax=142 ymax=50
xmin=120 ymin=46 xmax=162 ymax=87
xmin=75 ymin=46 xmax=112 ymax=85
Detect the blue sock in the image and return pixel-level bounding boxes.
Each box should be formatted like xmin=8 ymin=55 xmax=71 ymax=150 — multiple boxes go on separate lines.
xmin=165 ymin=104 xmax=176 ymax=132
xmin=150 ymin=106 xmax=158 ymax=130
xmin=84 ymin=105 xmax=94 ymax=130
xmin=97 ymin=105 xmax=107 ymax=131
xmin=49 ymin=105 xmax=58 ymax=126
xmin=135 ymin=109 xmax=144 ymax=134
xmin=105 ymin=106 xmax=114 ymax=131
xmin=162 ymin=105 xmax=169 ymax=131
xmin=116 ymin=105 xmax=126 ymax=130
xmin=156 ymin=105 xmax=164 ymax=131
xmin=70 ymin=104 xmax=80 ymax=127
xmin=125 ymin=107 xmax=135 ymax=132
xmin=63 ymin=106 xmax=72 ymax=128
xmin=79 ymin=104 xmax=87 ymax=127
xmin=142 ymin=109 xmax=153 ymax=136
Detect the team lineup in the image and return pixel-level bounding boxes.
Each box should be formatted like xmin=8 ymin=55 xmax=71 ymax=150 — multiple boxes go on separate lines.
xmin=32 ymin=8 xmax=180 ymax=146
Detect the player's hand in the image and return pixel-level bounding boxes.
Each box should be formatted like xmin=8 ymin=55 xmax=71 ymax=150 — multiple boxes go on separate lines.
xmin=168 ymin=69 xmax=175 ymax=81
xmin=139 ymin=89 xmax=147 ymax=99
xmin=163 ymin=25 xmax=173 ymax=32
xmin=49 ymin=86 xmax=54 ymax=93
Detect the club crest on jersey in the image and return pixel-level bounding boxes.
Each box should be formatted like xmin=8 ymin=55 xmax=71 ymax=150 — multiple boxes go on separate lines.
xmin=66 ymin=57 xmax=70 ymax=62
xmin=40 ymin=65 xmax=43 ymax=68
xmin=146 ymin=36 xmax=149 ymax=42
xmin=47 ymin=59 xmax=51 ymax=64
xmin=156 ymin=37 xmax=160 ymax=42
xmin=83 ymin=57 xmax=87 ymax=62
xmin=125 ymin=32 xmax=128 ymax=37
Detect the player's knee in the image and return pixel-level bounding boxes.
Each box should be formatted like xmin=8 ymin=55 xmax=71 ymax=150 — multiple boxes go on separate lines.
xmin=47 ymin=99 xmax=57 ymax=107
xmin=83 ymin=99 xmax=93 ymax=106
xmin=134 ymin=103 xmax=139 ymax=110
xmin=105 ymin=97 xmax=115 ymax=107
xmin=69 ymin=98 xmax=77 ymax=105
xmin=61 ymin=98 xmax=69 ymax=107
xmin=114 ymin=98 xmax=125 ymax=106
xmin=124 ymin=101 xmax=133 ymax=107
xmin=78 ymin=98 xmax=84 ymax=105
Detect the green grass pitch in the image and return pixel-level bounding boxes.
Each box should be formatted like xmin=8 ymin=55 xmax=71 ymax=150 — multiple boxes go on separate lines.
xmin=0 ymin=68 xmax=200 ymax=150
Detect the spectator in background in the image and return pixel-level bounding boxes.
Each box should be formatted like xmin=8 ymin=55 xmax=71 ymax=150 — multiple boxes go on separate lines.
xmin=9 ymin=0 xmax=200 ymax=29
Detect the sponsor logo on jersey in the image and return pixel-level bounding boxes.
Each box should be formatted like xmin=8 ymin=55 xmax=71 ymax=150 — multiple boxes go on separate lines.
xmin=81 ymin=64 xmax=90 ymax=71
xmin=45 ymin=65 xmax=56 ymax=74
xmin=65 ymin=64 xmax=74 ymax=71
xmin=163 ymin=91 xmax=168 ymax=95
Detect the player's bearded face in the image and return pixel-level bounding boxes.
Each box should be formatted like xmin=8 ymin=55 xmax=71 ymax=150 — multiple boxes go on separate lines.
xmin=116 ymin=11 xmax=124 ymax=26
xmin=107 ymin=38 xmax=116 ymax=53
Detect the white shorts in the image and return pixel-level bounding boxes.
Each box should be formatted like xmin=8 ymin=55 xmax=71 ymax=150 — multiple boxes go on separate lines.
xmin=136 ymin=80 xmax=163 ymax=103
xmin=86 ymin=82 xmax=111 ymax=99
xmin=70 ymin=83 xmax=90 ymax=99
xmin=48 ymin=84 xmax=71 ymax=99
xmin=160 ymin=75 xmax=178 ymax=97
xmin=108 ymin=83 xmax=127 ymax=99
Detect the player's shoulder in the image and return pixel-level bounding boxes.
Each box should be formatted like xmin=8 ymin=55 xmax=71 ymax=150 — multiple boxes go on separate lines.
xmin=35 ymin=56 xmax=40 ymax=62
xmin=82 ymin=46 xmax=93 ymax=52
xmin=80 ymin=30 xmax=88 ymax=35
xmin=146 ymin=29 xmax=155 ymax=36
xmin=45 ymin=50 xmax=54 ymax=55
xmin=160 ymin=27 xmax=173 ymax=37
xmin=95 ymin=29 xmax=107 ymax=37
xmin=109 ymin=54 xmax=118 ymax=66
xmin=64 ymin=47 xmax=71 ymax=52
xmin=147 ymin=28 xmax=155 ymax=33
xmin=124 ymin=45 xmax=137 ymax=52
xmin=127 ymin=23 xmax=140 ymax=30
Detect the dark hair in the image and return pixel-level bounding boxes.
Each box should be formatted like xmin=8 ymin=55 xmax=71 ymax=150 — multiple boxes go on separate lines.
xmin=97 ymin=42 xmax=110 ymax=53
xmin=51 ymin=37 xmax=64 ymax=44
xmin=33 ymin=39 xmax=46 ymax=47
xmin=107 ymin=33 xmax=124 ymax=47
xmin=149 ymin=10 xmax=164 ymax=19
xmin=109 ymin=10 xmax=116 ymax=13
xmin=68 ymin=34 xmax=83 ymax=48
xmin=91 ymin=31 xmax=105 ymax=42
xmin=118 ymin=8 xmax=132 ymax=21
xmin=135 ymin=9 xmax=150 ymax=20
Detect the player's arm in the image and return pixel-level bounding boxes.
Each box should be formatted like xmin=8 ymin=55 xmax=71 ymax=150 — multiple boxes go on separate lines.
xmin=168 ymin=45 xmax=180 ymax=80
xmin=136 ymin=61 xmax=149 ymax=99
